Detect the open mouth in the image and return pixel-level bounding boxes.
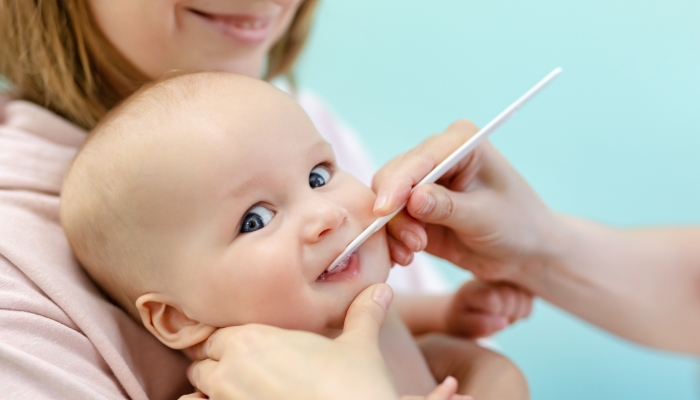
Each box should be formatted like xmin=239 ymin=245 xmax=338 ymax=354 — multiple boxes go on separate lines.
xmin=317 ymin=251 xmax=359 ymax=282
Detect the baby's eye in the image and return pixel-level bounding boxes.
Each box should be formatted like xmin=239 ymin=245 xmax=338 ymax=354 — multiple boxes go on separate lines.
xmin=309 ymin=165 xmax=331 ymax=188
xmin=240 ymin=205 xmax=274 ymax=233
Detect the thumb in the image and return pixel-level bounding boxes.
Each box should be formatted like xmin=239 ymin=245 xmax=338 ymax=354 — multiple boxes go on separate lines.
xmin=425 ymin=376 xmax=458 ymax=400
xmin=179 ymin=393 xmax=206 ymax=399
xmin=340 ymin=284 xmax=393 ymax=343
xmin=407 ymin=183 xmax=489 ymax=232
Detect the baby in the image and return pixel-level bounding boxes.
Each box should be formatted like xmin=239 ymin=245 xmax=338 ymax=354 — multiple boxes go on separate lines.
xmin=61 ymin=72 xmax=531 ymax=398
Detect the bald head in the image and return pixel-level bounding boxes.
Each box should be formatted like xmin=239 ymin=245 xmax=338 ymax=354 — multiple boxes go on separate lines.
xmin=60 ymin=72 xmax=304 ymax=317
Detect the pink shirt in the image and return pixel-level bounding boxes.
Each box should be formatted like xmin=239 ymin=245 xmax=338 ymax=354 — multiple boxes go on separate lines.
xmin=0 ymin=92 xmax=446 ymax=399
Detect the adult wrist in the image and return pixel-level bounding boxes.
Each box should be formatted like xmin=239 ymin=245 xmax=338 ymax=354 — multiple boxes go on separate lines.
xmin=508 ymin=212 xmax=579 ymax=293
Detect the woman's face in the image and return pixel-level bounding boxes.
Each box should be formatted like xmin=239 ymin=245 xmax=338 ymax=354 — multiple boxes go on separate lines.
xmin=88 ymin=0 xmax=303 ymax=78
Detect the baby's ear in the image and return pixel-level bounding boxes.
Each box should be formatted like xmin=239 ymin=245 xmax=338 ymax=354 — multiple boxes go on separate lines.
xmin=135 ymin=293 xmax=216 ymax=350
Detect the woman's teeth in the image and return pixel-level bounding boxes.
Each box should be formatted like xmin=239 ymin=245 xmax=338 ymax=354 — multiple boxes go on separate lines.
xmin=236 ymin=21 xmax=264 ymax=29
xmin=189 ymin=9 xmax=268 ymax=30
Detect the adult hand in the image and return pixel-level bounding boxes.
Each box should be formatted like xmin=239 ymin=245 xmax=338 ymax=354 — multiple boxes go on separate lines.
xmin=183 ymin=284 xmax=398 ymax=400
xmin=373 ymin=120 xmax=564 ymax=284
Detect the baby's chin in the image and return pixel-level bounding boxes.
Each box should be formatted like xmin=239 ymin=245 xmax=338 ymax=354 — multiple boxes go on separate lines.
xmin=325 ymin=265 xmax=391 ymax=331
xmin=316 ymin=232 xmax=392 ymax=332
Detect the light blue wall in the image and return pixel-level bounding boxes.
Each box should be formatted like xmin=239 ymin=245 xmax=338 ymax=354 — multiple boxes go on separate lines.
xmin=296 ymin=0 xmax=700 ymax=399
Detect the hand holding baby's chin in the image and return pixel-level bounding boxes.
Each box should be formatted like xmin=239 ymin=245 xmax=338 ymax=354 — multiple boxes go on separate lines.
xmin=443 ymin=280 xmax=533 ymax=338
xmin=181 ymin=284 xmax=398 ymax=400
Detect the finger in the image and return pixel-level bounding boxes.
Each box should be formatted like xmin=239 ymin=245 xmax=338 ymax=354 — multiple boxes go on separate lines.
xmin=386 ymin=211 xmax=428 ymax=253
xmin=388 ymin=235 xmax=414 ymax=266
xmin=451 ymin=396 xmax=474 ymax=400
xmin=187 ymin=342 xmax=206 ymax=361
xmin=426 ymin=376 xmax=458 ymax=400
xmin=187 ymin=359 xmax=217 ymax=395
xmin=340 ymin=284 xmax=393 ymax=343
xmin=516 ymin=291 xmax=534 ymax=321
xmin=187 ymin=329 xmax=221 ymax=361
xmin=373 ymin=164 xmax=419 ymax=216
xmin=406 ymin=183 xmax=489 ymax=233
xmin=179 ymin=393 xmax=206 ymax=399
xmin=460 ymin=282 xmax=505 ymax=315
xmin=190 ymin=327 xmax=226 ymax=361
xmin=194 ymin=324 xmax=274 ymax=362
xmin=372 ymin=120 xmax=480 ymax=216
xmin=508 ymin=289 xmax=526 ymax=322
xmin=448 ymin=312 xmax=509 ymax=338
xmin=500 ymin=285 xmax=519 ymax=320
xmin=523 ymin=292 xmax=534 ymax=318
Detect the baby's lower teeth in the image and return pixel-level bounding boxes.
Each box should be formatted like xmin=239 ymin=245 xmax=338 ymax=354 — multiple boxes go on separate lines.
xmin=320 ymin=252 xmax=354 ymax=281
xmin=340 ymin=255 xmax=353 ymax=268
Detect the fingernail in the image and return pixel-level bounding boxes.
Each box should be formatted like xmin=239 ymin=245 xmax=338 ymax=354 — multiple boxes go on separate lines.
xmin=417 ymin=192 xmax=436 ymax=215
xmin=372 ymin=284 xmax=393 ymax=311
xmin=399 ymin=230 xmax=421 ymax=252
xmin=373 ymin=191 xmax=388 ymax=211
xmin=442 ymin=375 xmax=457 ymax=385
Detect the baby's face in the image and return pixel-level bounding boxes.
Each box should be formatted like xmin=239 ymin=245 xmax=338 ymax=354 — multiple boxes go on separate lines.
xmin=139 ymin=83 xmax=391 ymax=334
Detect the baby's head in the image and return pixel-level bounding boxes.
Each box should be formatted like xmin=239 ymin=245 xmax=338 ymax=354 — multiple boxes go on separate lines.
xmin=61 ymin=72 xmax=391 ymax=350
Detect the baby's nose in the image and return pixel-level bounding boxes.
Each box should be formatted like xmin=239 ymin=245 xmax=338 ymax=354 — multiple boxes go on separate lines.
xmin=303 ymin=201 xmax=348 ymax=243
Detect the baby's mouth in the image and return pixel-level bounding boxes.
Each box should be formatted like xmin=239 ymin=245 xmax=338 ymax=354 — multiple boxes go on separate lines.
xmin=317 ymin=251 xmax=357 ymax=282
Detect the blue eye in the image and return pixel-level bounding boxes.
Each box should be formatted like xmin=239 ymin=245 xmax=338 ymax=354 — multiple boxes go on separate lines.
xmin=240 ymin=206 xmax=274 ymax=233
xmin=309 ymin=166 xmax=331 ymax=188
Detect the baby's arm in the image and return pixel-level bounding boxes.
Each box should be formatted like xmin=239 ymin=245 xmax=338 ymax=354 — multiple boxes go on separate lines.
xmin=395 ymin=280 xmax=533 ymax=338
xmin=418 ymin=334 xmax=529 ymax=400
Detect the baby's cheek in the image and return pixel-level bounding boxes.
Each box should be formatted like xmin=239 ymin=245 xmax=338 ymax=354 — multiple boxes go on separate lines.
xmin=347 ymin=184 xmax=378 ymax=223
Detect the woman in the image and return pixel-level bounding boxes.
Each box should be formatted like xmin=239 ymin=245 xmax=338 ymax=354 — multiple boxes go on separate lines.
xmin=0 ymin=1 xmax=518 ymax=398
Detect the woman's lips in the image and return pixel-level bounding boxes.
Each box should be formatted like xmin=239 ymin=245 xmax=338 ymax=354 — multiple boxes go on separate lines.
xmin=188 ymin=9 xmax=273 ymax=44
xmin=317 ymin=251 xmax=360 ymax=283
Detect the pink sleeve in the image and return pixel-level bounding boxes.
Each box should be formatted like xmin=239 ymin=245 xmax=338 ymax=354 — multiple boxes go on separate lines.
xmin=0 ymin=100 xmax=191 ymax=399
xmin=0 ymin=256 xmax=127 ymax=399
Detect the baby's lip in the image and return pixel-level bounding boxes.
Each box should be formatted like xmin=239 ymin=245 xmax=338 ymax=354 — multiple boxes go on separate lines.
xmin=316 ymin=240 xmax=358 ymax=281
xmin=316 ymin=251 xmax=358 ymax=282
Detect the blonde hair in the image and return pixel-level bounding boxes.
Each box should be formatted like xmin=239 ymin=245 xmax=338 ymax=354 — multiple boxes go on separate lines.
xmin=0 ymin=0 xmax=318 ymax=130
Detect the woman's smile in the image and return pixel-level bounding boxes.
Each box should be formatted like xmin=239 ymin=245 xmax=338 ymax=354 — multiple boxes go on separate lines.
xmin=187 ymin=8 xmax=276 ymax=44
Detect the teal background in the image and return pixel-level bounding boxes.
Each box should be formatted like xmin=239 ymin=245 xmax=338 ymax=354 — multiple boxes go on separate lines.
xmin=296 ymin=1 xmax=700 ymax=399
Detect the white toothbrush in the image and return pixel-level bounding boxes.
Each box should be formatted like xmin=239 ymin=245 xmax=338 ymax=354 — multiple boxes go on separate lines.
xmin=327 ymin=67 xmax=563 ymax=272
